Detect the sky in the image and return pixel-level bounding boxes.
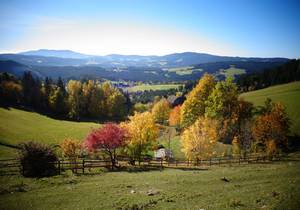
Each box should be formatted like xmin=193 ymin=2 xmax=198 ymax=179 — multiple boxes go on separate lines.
xmin=0 ymin=0 xmax=299 ymax=58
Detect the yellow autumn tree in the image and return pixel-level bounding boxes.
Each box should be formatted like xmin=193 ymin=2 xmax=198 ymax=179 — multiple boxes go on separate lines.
xmin=181 ymin=117 xmax=218 ymax=160
xmin=169 ymin=105 xmax=181 ymax=128
xmin=101 ymin=81 xmax=127 ymax=118
xmin=152 ymin=98 xmax=171 ymax=124
xmin=180 ymin=74 xmax=216 ymax=128
xmin=67 ymin=80 xmax=83 ymax=120
xmin=121 ymin=111 xmax=159 ymax=163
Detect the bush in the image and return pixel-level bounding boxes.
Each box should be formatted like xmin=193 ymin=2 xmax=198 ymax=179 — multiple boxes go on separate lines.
xmin=18 ymin=141 xmax=58 ymax=177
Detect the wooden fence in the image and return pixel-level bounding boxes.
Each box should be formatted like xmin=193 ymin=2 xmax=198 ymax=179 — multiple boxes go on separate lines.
xmin=0 ymin=153 xmax=296 ymax=176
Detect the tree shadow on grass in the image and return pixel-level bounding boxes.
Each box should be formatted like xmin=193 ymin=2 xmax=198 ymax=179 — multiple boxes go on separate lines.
xmin=165 ymin=166 xmax=208 ymax=171
xmin=74 ymin=165 xmax=209 ymax=176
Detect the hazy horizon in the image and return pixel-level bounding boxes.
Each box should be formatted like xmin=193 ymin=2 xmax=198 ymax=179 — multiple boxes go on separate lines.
xmin=0 ymin=48 xmax=294 ymax=59
xmin=1 ymin=0 xmax=300 ymax=58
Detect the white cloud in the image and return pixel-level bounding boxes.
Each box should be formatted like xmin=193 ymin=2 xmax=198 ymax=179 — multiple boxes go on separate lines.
xmin=8 ymin=19 xmax=242 ymax=56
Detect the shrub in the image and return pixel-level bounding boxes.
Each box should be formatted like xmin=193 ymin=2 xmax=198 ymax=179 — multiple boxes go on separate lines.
xmin=60 ymin=138 xmax=82 ymax=159
xmin=18 ymin=141 xmax=58 ymax=177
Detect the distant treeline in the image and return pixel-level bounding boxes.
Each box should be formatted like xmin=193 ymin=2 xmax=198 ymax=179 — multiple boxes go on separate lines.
xmin=237 ymin=59 xmax=300 ymax=92
xmin=0 ymin=72 xmax=131 ymax=121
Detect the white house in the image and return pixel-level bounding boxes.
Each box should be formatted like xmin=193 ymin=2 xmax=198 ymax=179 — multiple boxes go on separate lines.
xmin=154 ymin=148 xmax=173 ymax=159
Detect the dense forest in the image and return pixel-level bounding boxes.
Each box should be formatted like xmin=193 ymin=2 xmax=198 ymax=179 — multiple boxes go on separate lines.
xmin=237 ymin=59 xmax=300 ymax=91
xmin=0 ymin=72 xmax=131 ymax=121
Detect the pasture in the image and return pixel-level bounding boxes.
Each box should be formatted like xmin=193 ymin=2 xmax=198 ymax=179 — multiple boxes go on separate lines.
xmin=0 ymin=108 xmax=100 ymax=159
xmin=0 ymin=159 xmax=299 ymax=210
xmin=218 ymin=65 xmax=246 ymax=79
xmin=240 ymin=81 xmax=300 ymax=136
xmin=167 ymin=66 xmax=203 ymax=75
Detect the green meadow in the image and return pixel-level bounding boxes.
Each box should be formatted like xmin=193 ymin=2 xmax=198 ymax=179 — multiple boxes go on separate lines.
xmin=167 ymin=66 xmax=203 ymax=75
xmin=0 ymin=160 xmax=299 ymax=210
xmin=240 ymin=81 xmax=300 ymax=136
xmin=0 ymin=108 xmax=100 ymax=159
xmin=126 ymin=84 xmax=181 ymax=92
xmin=218 ymin=65 xmax=246 ymax=79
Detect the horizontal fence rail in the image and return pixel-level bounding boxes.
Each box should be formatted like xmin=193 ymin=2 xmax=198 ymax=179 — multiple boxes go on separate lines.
xmin=0 ymin=153 xmax=298 ymax=176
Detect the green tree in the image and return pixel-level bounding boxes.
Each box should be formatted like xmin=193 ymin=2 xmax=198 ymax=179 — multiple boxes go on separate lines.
xmin=205 ymin=77 xmax=238 ymax=118
xmin=49 ymin=87 xmax=68 ymax=116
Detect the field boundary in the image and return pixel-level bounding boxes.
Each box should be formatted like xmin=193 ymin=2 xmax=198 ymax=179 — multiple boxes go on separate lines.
xmin=1 ymin=153 xmax=299 ymax=176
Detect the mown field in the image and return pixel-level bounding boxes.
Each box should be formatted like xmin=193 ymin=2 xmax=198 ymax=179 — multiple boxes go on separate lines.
xmin=167 ymin=66 xmax=203 ymax=75
xmin=126 ymin=84 xmax=181 ymax=92
xmin=0 ymin=160 xmax=299 ymax=210
xmin=0 ymin=108 xmax=100 ymax=159
xmin=218 ymin=65 xmax=246 ymax=78
xmin=240 ymin=81 xmax=300 ymax=136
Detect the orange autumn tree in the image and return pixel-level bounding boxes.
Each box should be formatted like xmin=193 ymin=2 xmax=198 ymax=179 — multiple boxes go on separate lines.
xmin=169 ymin=105 xmax=181 ymax=128
xmin=252 ymin=101 xmax=290 ymax=156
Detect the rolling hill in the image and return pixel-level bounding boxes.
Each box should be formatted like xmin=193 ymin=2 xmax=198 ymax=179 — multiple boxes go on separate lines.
xmin=0 ymin=50 xmax=289 ymax=82
xmin=240 ymin=81 xmax=300 ymax=136
xmin=0 ymin=59 xmax=287 ymax=82
xmin=0 ymin=108 xmax=100 ymax=158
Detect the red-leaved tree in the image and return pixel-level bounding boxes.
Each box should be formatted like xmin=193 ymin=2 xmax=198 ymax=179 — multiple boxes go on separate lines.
xmin=85 ymin=123 xmax=126 ymax=169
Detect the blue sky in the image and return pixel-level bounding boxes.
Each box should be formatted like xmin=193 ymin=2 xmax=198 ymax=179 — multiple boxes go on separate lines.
xmin=0 ymin=0 xmax=299 ymax=58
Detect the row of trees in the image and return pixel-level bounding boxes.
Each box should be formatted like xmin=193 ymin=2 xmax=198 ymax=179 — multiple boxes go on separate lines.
xmin=59 ymin=111 xmax=159 ymax=169
xmin=0 ymin=72 xmax=130 ymax=120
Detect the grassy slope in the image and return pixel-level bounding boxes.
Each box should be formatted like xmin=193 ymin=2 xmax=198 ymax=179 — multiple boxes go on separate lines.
xmin=0 ymin=108 xmax=100 ymax=158
xmin=126 ymin=84 xmax=181 ymax=92
xmin=0 ymin=161 xmax=299 ymax=209
xmin=240 ymin=81 xmax=300 ymax=136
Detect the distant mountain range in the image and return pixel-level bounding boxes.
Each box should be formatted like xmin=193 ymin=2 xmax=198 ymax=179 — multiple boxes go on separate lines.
xmin=14 ymin=49 xmax=288 ymax=67
xmin=20 ymin=49 xmax=91 ymax=59
xmin=0 ymin=49 xmax=290 ymax=81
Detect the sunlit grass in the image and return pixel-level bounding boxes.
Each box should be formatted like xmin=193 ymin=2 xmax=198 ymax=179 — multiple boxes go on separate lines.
xmin=0 ymin=160 xmax=299 ymax=209
xmin=126 ymin=84 xmax=181 ymax=92
xmin=0 ymin=107 xmax=100 ymax=159
xmin=240 ymin=81 xmax=300 ymax=136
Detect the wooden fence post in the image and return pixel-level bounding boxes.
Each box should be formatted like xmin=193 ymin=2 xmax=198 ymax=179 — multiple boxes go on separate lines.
xmin=82 ymin=159 xmax=85 ymax=174
xmin=160 ymin=158 xmax=163 ymax=168
xmin=209 ymin=158 xmax=211 ymax=166
xmin=219 ymin=158 xmax=221 ymax=166
xmin=58 ymin=160 xmax=61 ymax=175
xmin=22 ymin=164 xmax=25 ymax=176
